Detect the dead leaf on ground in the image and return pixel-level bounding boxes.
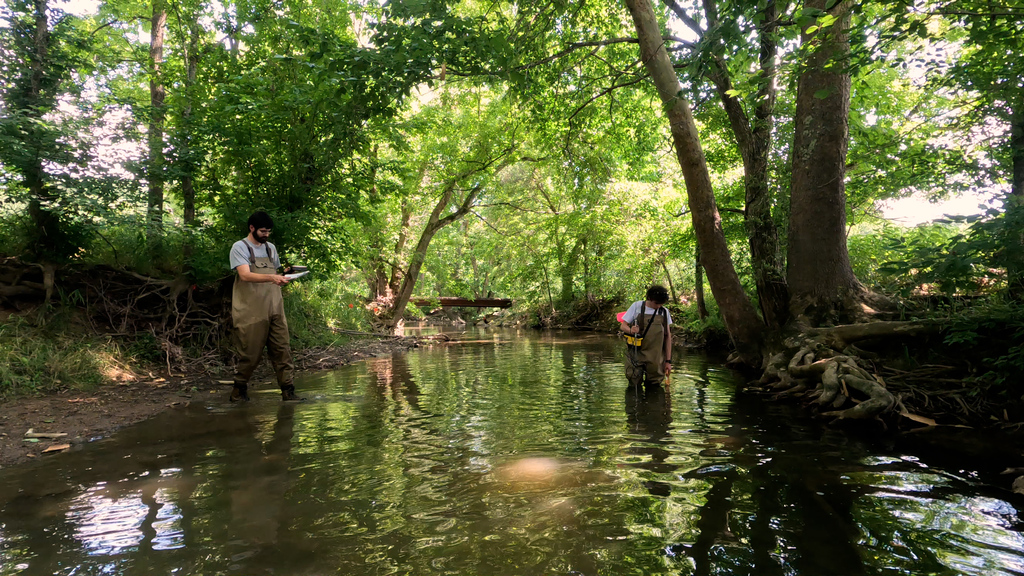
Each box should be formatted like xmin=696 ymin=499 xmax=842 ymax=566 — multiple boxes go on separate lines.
xmin=43 ymin=444 xmax=71 ymax=454
xmin=900 ymin=412 xmax=937 ymax=427
xmin=67 ymin=398 xmax=99 ymax=403
xmin=25 ymin=429 xmax=69 ymax=439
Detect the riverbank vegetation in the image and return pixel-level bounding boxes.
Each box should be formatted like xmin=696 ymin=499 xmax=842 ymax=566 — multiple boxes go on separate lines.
xmin=1 ymin=0 xmax=1021 ymax=429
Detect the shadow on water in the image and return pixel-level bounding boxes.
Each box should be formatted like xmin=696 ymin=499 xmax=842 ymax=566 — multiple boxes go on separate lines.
xmin=0 ymin=328 xmax=1022 ymax=576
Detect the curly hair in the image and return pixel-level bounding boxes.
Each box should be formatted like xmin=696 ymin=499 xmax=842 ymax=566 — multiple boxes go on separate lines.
xmin=646 ymin=285 xmax=670 ymax=304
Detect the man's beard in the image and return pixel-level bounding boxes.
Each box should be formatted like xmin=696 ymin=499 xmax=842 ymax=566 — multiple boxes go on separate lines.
xmin=255 ymin=233 xmax=269 ymax=244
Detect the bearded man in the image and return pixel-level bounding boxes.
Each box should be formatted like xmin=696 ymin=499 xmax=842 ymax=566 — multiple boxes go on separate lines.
xmin=228 ymin=211 xmax=302 ymax=402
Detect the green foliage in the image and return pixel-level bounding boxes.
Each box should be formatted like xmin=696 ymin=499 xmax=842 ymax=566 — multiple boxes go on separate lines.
xmin=869 ymin=196 xmax=1022 ymax=297
xmin=664 ymin=299 xmax=730 ymax=348
xmin=282 ymin=280 xmax=371 ymax=347
xmin=0 ymin=0 xmax=100 ymax=260
xmin=849 ymin=221 xmax=960 ymax=294
xmin=0 ymin=316 xmax=106 ymax=396
xmin=944 ymin=300 xmax=1024 ymax=398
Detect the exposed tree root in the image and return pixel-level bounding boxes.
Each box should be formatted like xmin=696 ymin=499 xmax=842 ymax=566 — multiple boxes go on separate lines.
xmin=749 ymin=319 xmax=946 ymax=423
xmin=1 ymin=258 xmax=233 ymax=373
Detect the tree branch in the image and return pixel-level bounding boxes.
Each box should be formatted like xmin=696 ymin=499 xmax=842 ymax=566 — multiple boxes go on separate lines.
xmin=662 ymin=0 xmax=705 ymax=39
xmin=517 ymin=35 xmax=695 ymax=71
xmin=568 ymin=74 xmax=650 ymax=121
xmin=478 ymin=201 xmax=550 ymax=214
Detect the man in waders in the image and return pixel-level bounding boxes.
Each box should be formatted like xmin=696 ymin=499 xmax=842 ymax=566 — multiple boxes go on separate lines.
xmin=619 ymin=285 xmax=673 ymax=387
xmin=228 ymin=211 xmax=303 ymax=402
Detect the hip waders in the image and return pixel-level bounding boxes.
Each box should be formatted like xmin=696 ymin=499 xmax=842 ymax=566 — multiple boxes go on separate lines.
xmin=232 ymin=244 xmax=294 ymax=393
xmin=625 ymin=307 xmax=668 ymax=386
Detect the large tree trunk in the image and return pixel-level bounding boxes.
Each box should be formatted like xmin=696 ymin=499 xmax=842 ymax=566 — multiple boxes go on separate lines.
xmin=662 ymin=257 xmax=678 ymax=304
xmin=1008 ymin=99 xmax=1024 ymax=299
xmin=387 ymin=199 xmax=414 ymax=296
xmin=786 ymin=0 xmax=860 ymax=322
xmin=1013 ymin=100 xmax=1023 ymax=199
xmin=387 ymin=183 xmax=484 ymax=332
xmin=22 ymin=0 xmax=64 ymax=258
xmin=625 ymin=0 xmax=763 ymax=361
xmin=702 ymin=0 xmax=789 ymax=331
xmin=695 ymin=244 xmax=708 ymax=321
xmin=181 ymin=19 xmax=199 ymax=261
xmin=558 ymin=238 xmax=582 ymax=305
xmin=147 ymin=0 xmax=167 ymax=250
xmin=385 ymin=151 xmax=515 ymax=331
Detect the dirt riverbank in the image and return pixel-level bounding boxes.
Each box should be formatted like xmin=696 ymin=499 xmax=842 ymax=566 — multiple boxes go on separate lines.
xmin=0 ymin=336 xmax=423 ymax=469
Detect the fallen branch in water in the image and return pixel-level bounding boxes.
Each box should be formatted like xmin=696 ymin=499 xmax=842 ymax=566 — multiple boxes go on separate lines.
xmin=330 ymin=328 xmax=405 ymax=338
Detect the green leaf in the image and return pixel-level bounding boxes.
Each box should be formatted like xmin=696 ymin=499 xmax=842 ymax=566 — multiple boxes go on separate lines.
xmin=814 ymin=89 xmax=832 ymax=99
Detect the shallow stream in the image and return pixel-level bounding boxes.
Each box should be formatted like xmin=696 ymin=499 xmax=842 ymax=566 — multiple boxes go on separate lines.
xmin=1 ymin=328 xmax=1022 ymax=575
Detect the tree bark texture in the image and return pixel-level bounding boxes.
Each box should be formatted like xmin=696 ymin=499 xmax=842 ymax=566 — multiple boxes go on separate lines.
xmin=1008 ymin=99 xmax=1024 ymax=298
xmin=181 ymin=20 xmax=199 ymax=259
xmin=24 ymin=0 xmax=60 ymax=258
xmin=702 ymin=0 xmax=789 ymax=330
xmin=662 ymin=258 xmax=677 ymax=303
xmin=20 ymin=0 xmax=67 ymax=260
xmin=388 ymin=200 xmax=414 ymax=296
xmin=786 ymin=0 xmax=860 ymax=319
xmin=387 ymin=182 xmax=484 ymax=330
xmin=695 ymin=243 xmax=708 ymax=321
xmin=147 ymin=0 xmax=167 ymax=246
xmin=558 ymin=238 xmax=582 ymax=305
xmin=625 ymin=0 xmax=763 ymax=358
xmin=1011 ymin=97 xmax=1023 ymax=198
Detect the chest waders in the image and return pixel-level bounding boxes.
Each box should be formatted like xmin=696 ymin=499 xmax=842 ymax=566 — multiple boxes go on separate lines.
xmin=231 ymin=242 xmax=295 ymax=399
xmin=624 ymin=305 xmax=668 ymax=386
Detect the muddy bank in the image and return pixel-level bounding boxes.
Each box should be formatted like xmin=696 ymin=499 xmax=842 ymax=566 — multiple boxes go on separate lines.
xmin=0 ymin=336 xmax=423 ymax=469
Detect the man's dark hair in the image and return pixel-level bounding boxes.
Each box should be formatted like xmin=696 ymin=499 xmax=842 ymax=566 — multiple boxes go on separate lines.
xmin=248 ymin=211 xmax=274 ymax=230
xmin=646 ymin=285 xmax=670 ymax=304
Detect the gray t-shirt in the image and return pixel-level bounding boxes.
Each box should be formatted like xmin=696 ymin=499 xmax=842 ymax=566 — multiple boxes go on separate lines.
xmin=622 ymin=301 xmax=673 ymax=326
xmin=230 ymin=239 xmax=280 ymax=271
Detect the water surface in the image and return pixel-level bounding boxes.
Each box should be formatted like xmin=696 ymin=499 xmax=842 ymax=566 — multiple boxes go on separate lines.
xmin=0 ymin=328 xmax=1021 ymax=575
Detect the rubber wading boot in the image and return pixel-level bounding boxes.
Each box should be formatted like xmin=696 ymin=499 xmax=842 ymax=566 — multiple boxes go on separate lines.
xmin=281 ymin=386 xmax=305 ymax=402
xmin=230 ymin=385 xmax=250 ymax=402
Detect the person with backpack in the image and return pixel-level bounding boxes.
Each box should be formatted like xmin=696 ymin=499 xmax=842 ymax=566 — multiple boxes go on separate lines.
xmin=619 ymin=285 xmax=673 ymax=387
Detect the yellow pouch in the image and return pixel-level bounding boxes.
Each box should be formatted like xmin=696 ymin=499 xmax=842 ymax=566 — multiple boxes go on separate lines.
xmin=624 ymin=334 xmax=643 ymax=347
